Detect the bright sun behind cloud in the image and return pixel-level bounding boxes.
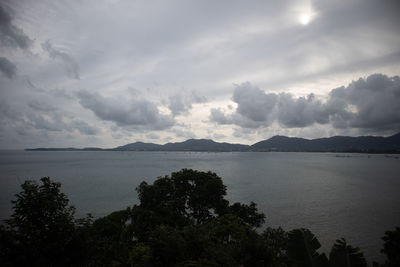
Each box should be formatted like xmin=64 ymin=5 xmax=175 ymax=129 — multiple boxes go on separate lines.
xmin=299 ymin=13 xmax=312 ymax=25
xmin=296 ymin=1 xmax=317 ymax=26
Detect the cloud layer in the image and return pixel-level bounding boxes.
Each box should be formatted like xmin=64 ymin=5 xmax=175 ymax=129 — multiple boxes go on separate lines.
xmin=0 ymin=5 xmax=32 ymax=50
xmin=0 ymin=100 xmax=99 ymax=137
xmin=42 ymin=41 xmax=80 ymax=80
xmin=77 ymin=90 xmax=175 ymax=130
xmin=168 ymin=91 xmax=207 ymax=116
xmin=0 ymin=0 xmax=400 ymax=148
xmin=0 ymin=56 xmax=16 ymax=78
xmin=210 ymin=74 xmax=400 ymax=133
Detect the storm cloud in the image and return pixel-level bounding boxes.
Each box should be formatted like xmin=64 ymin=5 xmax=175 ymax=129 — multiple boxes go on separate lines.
xmin=210 ymin=74 xmax=400 ymax=133
xmin=28 ymin=100 xmax=56 ymax=113
xmin=42 ymin=41 xmax=80 ymax=80
xmin=77 ymin=90 xmax=175 ymax=130
xmin=232 ymin=82 xmax=277 ymax=124
xmin=0 ymin=57 xmax=16 ymax=78
xmin=0 ymin=100 xmax=99 ymax=136
xmin=328 ymin=74 xmax=400 ymax=130
xmin=1 ymin=0 xmax=400 ymax=148
xmin=0 ymin=5 xmax=32 ymax=50
xmin=168 ymin=91 xmax=207 ymax=116
xmin=26 ymin=113 xmax=99 ymax=136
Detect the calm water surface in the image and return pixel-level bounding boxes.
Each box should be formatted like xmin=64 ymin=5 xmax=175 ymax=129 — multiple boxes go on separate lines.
xmin=1 ymin=150 xmax=399 ymax=263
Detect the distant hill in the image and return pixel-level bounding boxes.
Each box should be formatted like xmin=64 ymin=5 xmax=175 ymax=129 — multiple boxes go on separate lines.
xmin=161 ymin=139 xmax=249 ymax=152
xmin=25 ymin=132 xmax=400 ymax=153
xmin=115 ymin=139 xmax=249 ymax=152
xmin=115 ymin=142 xmax=163 ymax=151
xmin=250 ymin=133 xmax=400 ymax=152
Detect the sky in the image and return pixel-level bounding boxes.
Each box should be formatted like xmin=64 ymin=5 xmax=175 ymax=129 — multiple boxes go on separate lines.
xmin=1 ymin=0 xmax=400 ymax=149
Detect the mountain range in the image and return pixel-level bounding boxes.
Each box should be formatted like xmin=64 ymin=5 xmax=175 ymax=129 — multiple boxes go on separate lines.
xmin=26 ymin=132 xmax=400 ymax=153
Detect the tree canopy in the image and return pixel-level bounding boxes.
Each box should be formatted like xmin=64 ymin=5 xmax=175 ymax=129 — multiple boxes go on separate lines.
xmin=0 ymin=169 xmax=398 ymax=267
xmin=0 ymin=177 xmax=84 ymax=266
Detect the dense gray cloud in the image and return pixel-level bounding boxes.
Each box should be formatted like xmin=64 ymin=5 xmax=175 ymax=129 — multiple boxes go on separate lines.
xmin=277 ymin=93 xmax=329 ymax=128
xmin=26 ymin=113 xmax=64 ymax=132
xmin=25 ymin=78 xmax=74 ymax=99
xmin=51 ymin=88 xmax=74 ymax=100
xmin=28 ymin=100 xmax=56 ymax=112
xmin=328 ymin=74 xmax=400 ymax=130
xmin=209 ymin=108 xmax=232 ymax=125
xmin=168 ymin=91 xmax=207 ymax=116
xmin=0 ymin=5 xmax=32 ymax=49
xmin=0 ymin=57 xmax=16 ymax=78
xmin=210 ymin=83 xmax=278 ymax=128
xmin=168 ymin=94 xmax=187 ymax=116
xmin=42 ymin=40 xmax=80 ymax=80
xmin=0 ymin=100 xmax=99 ymax=136
xmin=210 ymin=74 xmax=400 ymax=133
xmin=1 ymin=0 xmax=400 ymax=148
xmin=77 ymin=90 xmax=174 ymax=130
xmin=26 ymin=113 xmax=99 ymax=135
xmin=0 ymin=100 xmax=22 ymax=123
xmin=233 ymin=82 xmax=277 ymax=124
xmin=312 ymin=0 xmax=400 ymax=31
xmin=209 ymin=83 xmax=279 ymax=128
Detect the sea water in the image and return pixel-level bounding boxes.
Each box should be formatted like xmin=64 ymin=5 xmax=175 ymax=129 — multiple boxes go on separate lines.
xmin=1 ymin=150 xmax=399 ymax=263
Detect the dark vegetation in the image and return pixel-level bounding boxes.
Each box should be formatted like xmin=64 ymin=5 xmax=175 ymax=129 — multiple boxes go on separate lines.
xmin=26 ymin=132 xmax=400 ymax=153
xmin=0 ymin=169 xmax=399 ymax=266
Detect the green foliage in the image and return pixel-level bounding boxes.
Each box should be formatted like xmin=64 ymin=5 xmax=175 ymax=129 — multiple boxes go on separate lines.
xmin=136 ymin=169 xmax=229 ymax=224
xmin=1 ymin=170 xmax=399 ymax=267
xmin=1 ymin=177 xmax=81 ymax=266
xmin=130 ymin=169 xmax=269 ymax=266
xmin=262 ymin=227 xmax=289 ymax=267
xmin=148 ymin=225 xmax=186 ymax=266
xmin=9 ymin=177 xmax=76 ymax=237
xmin=381 ymin=227 xmax=400 ymax=267
xmin=88 ymin=209 xmax=134 ymax=266
xmin=228 ymin=201 xmax=266 ymax=228
xmin=129 ymin=243 xmax=152 ymax=267
xmin=329 ymin=238 xmax=368 ymax=267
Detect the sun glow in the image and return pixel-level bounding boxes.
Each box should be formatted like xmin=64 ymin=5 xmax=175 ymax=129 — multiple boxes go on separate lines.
xmin=296 ymin=2 xmax=317 ymax=26
xmin=299 ymin=13 xmax=312 ymax=25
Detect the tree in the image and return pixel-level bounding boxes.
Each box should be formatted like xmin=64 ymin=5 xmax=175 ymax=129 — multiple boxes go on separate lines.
xmin=287 ymin=228 xmax=329 ymax=267
xmin=329 ymin=238 xmax=367 ymax=267
xmin=228 ymin=201 xmax=265 ymax=228
xmin=262 ymin=227 xmax=289 ymax=267
xmin=381 ymin=227 xmax=400 ymax=267
xmin=2 ymin=170 xmax=391 ymax=266
xmin=136 ymin=169 xmax=229 ymax=225
xmin=1 ymin=177 xmax=79 ymax=266
xmin=88 ymin=209 xmax=134 ymax=266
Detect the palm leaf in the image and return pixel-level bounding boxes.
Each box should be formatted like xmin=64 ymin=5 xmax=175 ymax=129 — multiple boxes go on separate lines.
xmin=329 ymin=238 xmax=367 ymax=267
xmin=287 ymin=228 xmax=329 ymax=267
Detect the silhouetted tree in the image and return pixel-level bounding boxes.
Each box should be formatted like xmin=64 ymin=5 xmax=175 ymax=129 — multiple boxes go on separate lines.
xmin=88 ymin=209 xmax=134 ymax=266
xmin=131 ymin=169 xmax=267 ymax=266
xmin=329 ymin=238 xmax=368 ymax=267
xmin=1 ymin=170 xmax=396 ymax=267
xmin=287 ymin=228 xmax=329 ymax=267
xmin=227 ymin=201 xmax=266 ymax=228
xmin=262 ymin=227 xmax=289 ymax=267
xmin=380 ymin=227 xmax=400 ymax=267
xmin=0 ymin=177 xmax=81 ymax=266
xmin=136 ymin=169 xmax=229 ymax=225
